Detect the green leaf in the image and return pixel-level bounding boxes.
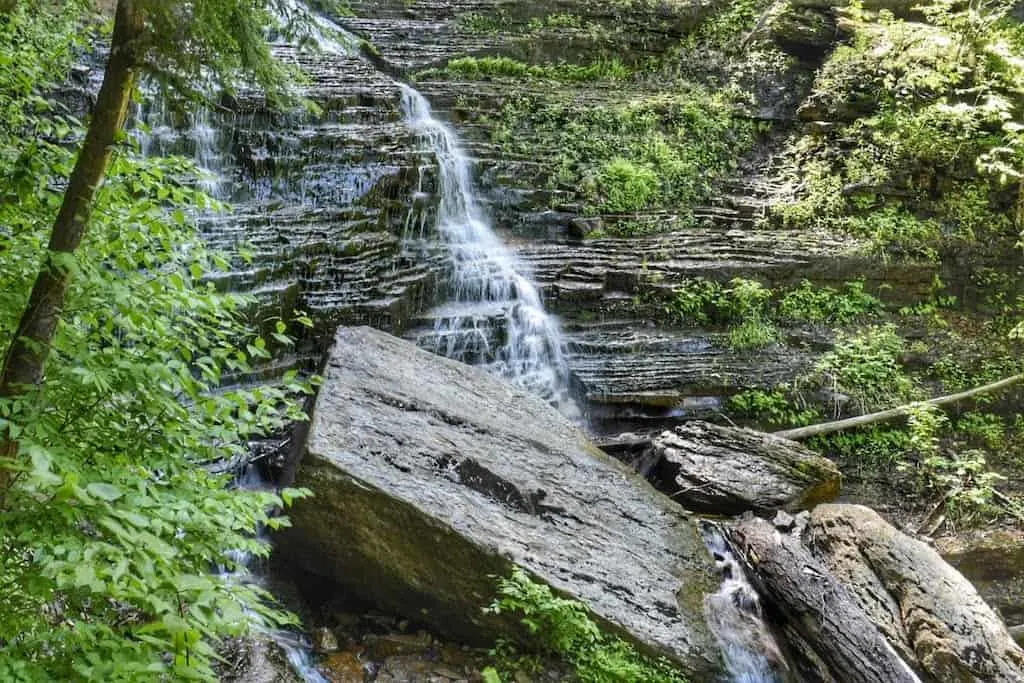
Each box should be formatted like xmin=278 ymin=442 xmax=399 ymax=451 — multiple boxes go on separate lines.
xmin=86 ymin=482 xmax=123 ymax=502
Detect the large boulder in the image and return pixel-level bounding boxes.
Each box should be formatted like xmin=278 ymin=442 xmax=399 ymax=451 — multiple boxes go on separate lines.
xmin=650 ymin=421 xmax=841 ymax=514
xmin=279 ymin=327 xmax=726 ymax=677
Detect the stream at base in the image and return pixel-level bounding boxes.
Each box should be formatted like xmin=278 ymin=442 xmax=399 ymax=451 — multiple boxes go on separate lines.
xmin=702 ymin=524 xmax=787 ymax=683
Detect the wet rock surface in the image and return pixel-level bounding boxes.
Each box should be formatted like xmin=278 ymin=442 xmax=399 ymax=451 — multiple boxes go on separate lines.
xmin=280 ymin=326 xmax=726 ymax=677
xmin=649 ymin=421 xmax=841 ymax=514
xmin=218 ymin=636 xmax=302 ymax=683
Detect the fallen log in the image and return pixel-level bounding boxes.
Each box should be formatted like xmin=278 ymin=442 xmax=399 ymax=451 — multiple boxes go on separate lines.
xmin=650 ymin=421 xmax=840 ymax=514
xmin=727 ymin=516 xmax=922 ymax=683
xmin=773 ymin=373 xmax=1024 ymax=441
xmin=811 ymin=505 xmax=1024 ymax=682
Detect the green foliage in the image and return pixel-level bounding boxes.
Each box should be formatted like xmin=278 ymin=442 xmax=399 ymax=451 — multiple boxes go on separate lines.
xmin=728 ymin=388 xmax=820 ymax=427
xmin=667 ymin=278 xmax=725 ymax=325
xmin=599 ymin=158 xmax=660 ymax=212
xmin=667 ymin=277 xmax=770 ymax=325
xmin=0 ymin=6 xmax=314 ymax=679
xmin=779 ymin=280 xmax=882 ymax=324
xmin=901 ymin=405 xmax=1005 ymax=520
xmin=774 ymin=2 xmax=1024 ymax=257
xmin=487 ymin=88 xmax=755 ymax=221
xmin=727 ymin=317 xmax=780 ymax=350
xmin=810 ymin=324 xmax=914 ymax=414
xmin=808 ymin=427 xmax=912 ymax=467
xmin=420 ymin=56 xmax=632 ymax=83
xmin=486 ymin=568 xmax=686 ymax=683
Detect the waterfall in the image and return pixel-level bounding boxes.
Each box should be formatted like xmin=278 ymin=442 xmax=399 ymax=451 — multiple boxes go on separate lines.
xmin=399 ymin=86 xmax=574 ymax=411
xmin=702 ymin=524 xmax=788 ymax=683
xmin=225 ymin=468 xmax=330 ymax=683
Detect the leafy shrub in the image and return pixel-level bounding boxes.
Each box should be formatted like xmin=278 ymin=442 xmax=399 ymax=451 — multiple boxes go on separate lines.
xmin=599 ymin=158 xmax=660 ymax=212
xmin=727 ymin=317 xmax=780 ymax=350
xmin=810 ymin=324 xmax=914 ymax=414
xmin=956 ymin=412 xmax=1006 ymax=450
xmin=728 ymin=388 xmax=820 ymax=427
xmin=486 ymin=568 xmax=686 ymax=683
xmin=778 ymin=280 xmax=882 ymax=324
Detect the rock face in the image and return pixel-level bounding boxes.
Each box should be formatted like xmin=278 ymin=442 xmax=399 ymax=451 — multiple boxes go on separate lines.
xmin=728 ymin=505 xmax=1024 ymax=683
xmin=649 ymin=421 xmax=841 ymax=514
xmin=280 ymin=326 xmax=726 ymax=677
xmin=937 ymin=529 xmax=1024 ymax=631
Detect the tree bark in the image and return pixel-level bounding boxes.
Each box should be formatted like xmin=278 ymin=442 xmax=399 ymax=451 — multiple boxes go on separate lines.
xmin=773 ymin=373 xmax=1024 ymax=441
xmin=650 ymin=421 xmax=841 ymax=514
xmin=727 ymin=516 xmax=923 ymax=683
xmin=0 ymin=0 xmax=144 ymax=488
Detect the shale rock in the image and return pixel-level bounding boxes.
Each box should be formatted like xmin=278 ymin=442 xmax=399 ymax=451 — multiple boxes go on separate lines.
xmin=280 ymin=326 xmax=725 ymax=677
xmin=651 ymin=421 xmax=841 ymax=514
xmin=937 ymin=529 xmax=1024 ymax=630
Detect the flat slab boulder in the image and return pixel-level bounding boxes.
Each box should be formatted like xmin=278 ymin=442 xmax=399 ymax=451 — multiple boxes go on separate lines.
xmin=279 ymin=327 xmax=725 ymax=677
xmin=651 ymin=421 xmax=841 ymax=514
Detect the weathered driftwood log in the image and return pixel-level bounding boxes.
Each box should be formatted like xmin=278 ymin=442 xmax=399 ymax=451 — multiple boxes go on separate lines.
xmin=727 ymin=516 xmax=921 ymax=683
xmin=810 ymin=505 xmax=1024 ymax=683
xmin=774 ymin=373 xmax=1024 ymax=441
xmin=651 ymin=421 xmax=841 ymax=514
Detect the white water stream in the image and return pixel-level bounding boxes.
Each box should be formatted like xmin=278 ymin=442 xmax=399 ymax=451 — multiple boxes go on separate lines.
xmin=703 ymin=525 xmax=787 ymax=683
xmin=400 ymin=86 xmax=575 ymax=412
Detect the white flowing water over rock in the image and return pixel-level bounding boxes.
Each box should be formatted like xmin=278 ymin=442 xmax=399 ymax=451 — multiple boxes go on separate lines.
xmin=225 ymin=468 xmax=330 ymax=683
xmin=703 ymin=524 xmax=787 ymax=683
xmin=400 ymin=85 xmax=574 ymax=410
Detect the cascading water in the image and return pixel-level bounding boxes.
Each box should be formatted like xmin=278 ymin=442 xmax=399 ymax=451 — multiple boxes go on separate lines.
xmin=399 ymin=86 xmax=575 ymax=412
xmin=225 ymin=468 xmax=330 ymax=683
xmin=135 ymin=89 xmax=328 ymax=683
xmin=702 ymin=524 xmax=789 ymax=683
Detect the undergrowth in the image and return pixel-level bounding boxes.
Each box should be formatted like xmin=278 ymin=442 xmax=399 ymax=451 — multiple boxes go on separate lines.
xmin=484 ymin=569 xmax=686 ymax=683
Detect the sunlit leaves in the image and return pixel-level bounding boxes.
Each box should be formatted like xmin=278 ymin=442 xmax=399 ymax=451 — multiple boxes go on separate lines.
xmin=0 ymin=6 xmax=313 ymax=680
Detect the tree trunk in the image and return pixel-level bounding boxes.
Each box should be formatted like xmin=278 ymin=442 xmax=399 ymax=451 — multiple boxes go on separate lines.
xmin=727 ymin=516 xmax=923 ymax=683
xmin=0 ymin=0 xmax=144 ymax=489
xmin=773 ymin=373 xmax=1024 ymax=441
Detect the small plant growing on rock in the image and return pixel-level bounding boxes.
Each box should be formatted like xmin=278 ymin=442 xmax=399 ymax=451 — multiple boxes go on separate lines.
xmin=486 ymin=568 xmax=687 ymax=683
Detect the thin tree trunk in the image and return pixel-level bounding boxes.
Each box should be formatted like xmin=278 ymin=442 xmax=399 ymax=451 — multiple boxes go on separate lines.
xmin=773 ymin=373 xmax=1024 ymax=441
xmin=0 ymin=0 xmax=144 ymax=490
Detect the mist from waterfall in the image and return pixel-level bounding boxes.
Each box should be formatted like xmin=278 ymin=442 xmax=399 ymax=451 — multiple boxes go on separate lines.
xmin=399 ymin=85 xmax=574 ymax=411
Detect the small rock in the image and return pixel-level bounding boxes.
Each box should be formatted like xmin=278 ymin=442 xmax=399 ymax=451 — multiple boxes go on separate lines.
xmin=313 ymin=627 xmax=339 ymax=654
xmin=773 ymin=510 xmax=796 ymax=531
xmin=321 ymin=651 xmax=364 ymax=681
